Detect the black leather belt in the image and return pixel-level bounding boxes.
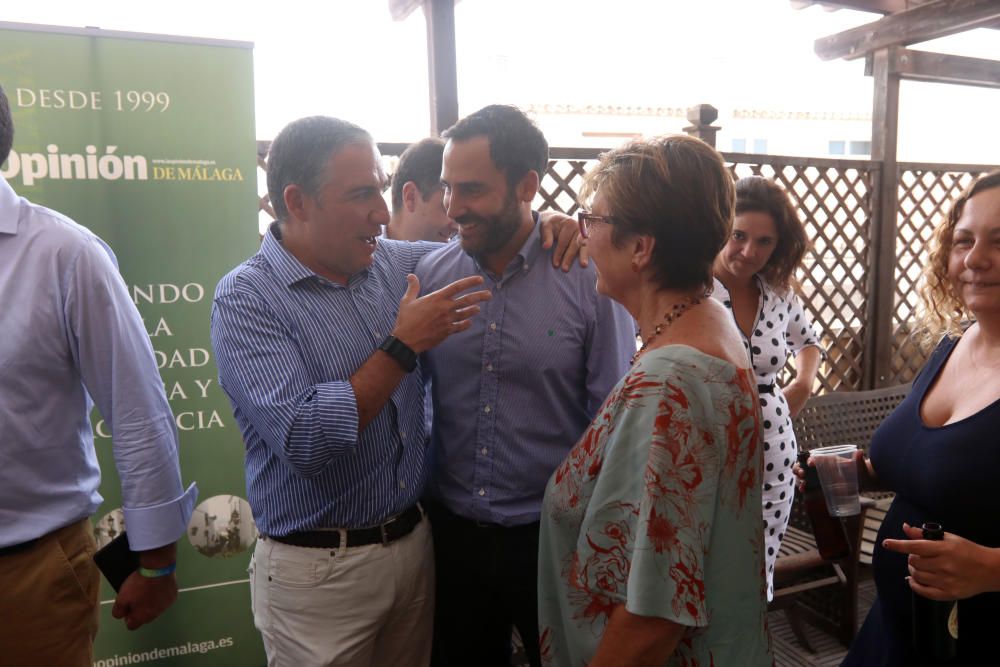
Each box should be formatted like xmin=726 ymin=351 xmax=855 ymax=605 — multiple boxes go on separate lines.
xmin=469 ymin=518 xmax=540 ymax=533
xmin=757 ymin=382 xmax=776 ymax=395
xmin=0 ymin=538 xmax=39 ymax=557
xmin=268 ymin=505 xmax=423 ymax=549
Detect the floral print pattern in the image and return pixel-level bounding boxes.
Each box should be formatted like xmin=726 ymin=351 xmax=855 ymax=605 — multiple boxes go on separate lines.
xmin=538 ymin=346 xmax=773 ymax=667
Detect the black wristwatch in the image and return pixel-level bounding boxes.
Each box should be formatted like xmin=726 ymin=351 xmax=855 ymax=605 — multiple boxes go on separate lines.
xmin=378 ymin=335 xmax=417 ymax=372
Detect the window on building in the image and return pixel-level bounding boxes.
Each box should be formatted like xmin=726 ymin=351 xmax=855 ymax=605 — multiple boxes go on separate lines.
xmin=849 ymin=140 xmax=872 ymax=155
xmin=829 ymin=140 xmax=846 ymax=155
xmin=753 ymin=139 xmax=768 ymax=154
xmin=731 ymin=138 xmax=746 ymax=152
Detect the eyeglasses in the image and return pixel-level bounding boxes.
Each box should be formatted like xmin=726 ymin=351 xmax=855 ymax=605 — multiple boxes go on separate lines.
xmin=576 ymin=210 xmax=617 ymax=239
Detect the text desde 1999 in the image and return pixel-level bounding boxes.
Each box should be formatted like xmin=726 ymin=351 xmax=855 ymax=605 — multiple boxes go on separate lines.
xmin=14 ymin=87 xmax=171 ymax=112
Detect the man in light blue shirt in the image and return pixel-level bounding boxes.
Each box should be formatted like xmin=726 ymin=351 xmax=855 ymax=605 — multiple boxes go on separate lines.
xmin=417 ymin=105 xmax=636 ymax=667
xmin=0 ymin=85 xmax=197 ymax=665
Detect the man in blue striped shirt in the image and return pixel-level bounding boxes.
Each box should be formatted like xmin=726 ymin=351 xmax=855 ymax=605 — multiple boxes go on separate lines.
xmin=417 ymin=105 xmax=636 ymax=667
xmin=210 ymin=116 xmax=493 ymax=667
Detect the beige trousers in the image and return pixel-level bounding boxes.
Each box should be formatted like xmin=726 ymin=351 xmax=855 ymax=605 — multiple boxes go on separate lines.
xmin=250 ymin=518 xmax=434 ymax=667
xmin=0 ymin=518 xmax=100 ymax=667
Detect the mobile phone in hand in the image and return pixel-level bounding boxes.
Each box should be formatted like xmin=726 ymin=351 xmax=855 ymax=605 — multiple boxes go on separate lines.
xmin=93 ymin=532 xmax=139 ymax=592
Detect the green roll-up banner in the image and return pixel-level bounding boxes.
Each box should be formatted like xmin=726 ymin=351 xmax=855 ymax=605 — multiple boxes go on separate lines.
xmin=0 ymin=22 xmax=265 ymax=665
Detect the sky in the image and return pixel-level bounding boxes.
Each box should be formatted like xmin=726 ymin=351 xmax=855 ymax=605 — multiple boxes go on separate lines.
xmin=2 ymin=0 xmax=998 ymax=161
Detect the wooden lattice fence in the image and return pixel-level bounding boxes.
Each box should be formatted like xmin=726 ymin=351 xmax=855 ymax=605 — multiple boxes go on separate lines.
xmin=723 ymin=154 xmax=874 ymax=393
xmin=255 ymin=140 xmax=996 ymax=392
xmin=536 ymin=150 xmax=877 ymax=392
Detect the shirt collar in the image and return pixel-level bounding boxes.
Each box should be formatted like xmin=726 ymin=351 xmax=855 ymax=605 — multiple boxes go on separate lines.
xmin=713 ymin=274 xmax=774 ymax=299
xmin=755 ymin=274 xmax=776 ymax=303
xmin=712 ymin=275 xmax=727 ymax=296
xmin=519 ymin=211 xmax=543 ymax=269
xmin=261 ymin=221 xmax=326 ymax=288
xmin=476 ymin=211 xmax=542 ymax=277
xmin=0 ymin=177 xmax=22 ymax=235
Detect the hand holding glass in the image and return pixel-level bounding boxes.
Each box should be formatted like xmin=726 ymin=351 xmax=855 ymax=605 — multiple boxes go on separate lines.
xmin=810 ymin=444 xmax=861 ymax=517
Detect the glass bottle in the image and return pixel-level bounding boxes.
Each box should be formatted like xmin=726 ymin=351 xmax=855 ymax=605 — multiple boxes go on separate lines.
xmin=912 ymin=522 xmax=958 ymax=665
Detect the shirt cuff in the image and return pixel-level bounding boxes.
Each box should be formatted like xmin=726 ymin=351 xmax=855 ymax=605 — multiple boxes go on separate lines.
xmin=316 ymin=381 xmax=361 ymax=455
xmin=124 ymin=482 xmax=199 ymax=551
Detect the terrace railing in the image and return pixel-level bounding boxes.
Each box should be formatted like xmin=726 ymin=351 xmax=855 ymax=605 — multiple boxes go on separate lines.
xmin=255 ymin=139 xmax=997 ymax=392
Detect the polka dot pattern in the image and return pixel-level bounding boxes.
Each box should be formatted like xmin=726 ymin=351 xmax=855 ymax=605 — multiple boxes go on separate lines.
xmin=712 ymin=276 xmax=821 ymax=601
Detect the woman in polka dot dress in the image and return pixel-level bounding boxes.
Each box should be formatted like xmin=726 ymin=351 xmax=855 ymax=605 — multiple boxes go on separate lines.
xmin=711 ymin=176 xmax=823 ymax=601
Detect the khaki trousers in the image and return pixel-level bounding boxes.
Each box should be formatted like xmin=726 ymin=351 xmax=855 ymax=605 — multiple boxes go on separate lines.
xmin=0 ymin=518 xmax=100 ymax=667
xmin=251 ymin=518 xmax=434 ymax=667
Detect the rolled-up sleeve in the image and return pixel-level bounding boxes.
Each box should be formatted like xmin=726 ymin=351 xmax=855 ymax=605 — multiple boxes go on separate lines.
xmin=65 ymin=237 xmax=197 ymax=551
xmin=211 ymin=286 xmax=360 ymax=477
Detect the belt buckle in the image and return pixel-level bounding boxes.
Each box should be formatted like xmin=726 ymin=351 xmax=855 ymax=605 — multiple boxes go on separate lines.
xmin=380 ymin=514 xmax=399 ymax=546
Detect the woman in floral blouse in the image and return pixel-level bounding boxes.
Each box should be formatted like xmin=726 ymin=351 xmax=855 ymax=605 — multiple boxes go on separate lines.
xmin=537 ymin=135 xmax=773 ymax=667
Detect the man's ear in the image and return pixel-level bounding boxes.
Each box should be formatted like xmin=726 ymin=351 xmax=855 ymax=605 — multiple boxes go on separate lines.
xmin=515 ymin=170 xmax=540 ymax=204
xmin=402 ymin=181 xmax=420 ymax=213
xmin=283 ymin=184 xmax=309 ymax=222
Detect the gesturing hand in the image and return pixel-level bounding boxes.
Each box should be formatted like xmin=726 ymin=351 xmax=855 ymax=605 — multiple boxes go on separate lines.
xmin=882 ymin=522 xmax=1000 ymax=601
xmin=393 ymin=274 xmax=492 ymax=353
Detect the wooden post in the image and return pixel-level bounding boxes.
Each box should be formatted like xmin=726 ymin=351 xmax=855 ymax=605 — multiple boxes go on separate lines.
xmin=682 ymin=104 xmax=720 ymax=148
xmin=866 ymin=48 xmax=901 ymax=389
xmin=424 ymin=0 xmax=458 ymax=135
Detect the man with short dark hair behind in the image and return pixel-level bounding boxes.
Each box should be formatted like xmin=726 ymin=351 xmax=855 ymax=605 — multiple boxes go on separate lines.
xmin=210 ymin=115 xmax=493 ymax=667
xmin=386 ymin=137 xmax=456 ymax=242
xmin=416 ymin=104 xmax=636 ymax=667
xmin=386 ymin=136 xmax=585 ymax=272
xmin=0 ymin=84 xmax=197 ymax=666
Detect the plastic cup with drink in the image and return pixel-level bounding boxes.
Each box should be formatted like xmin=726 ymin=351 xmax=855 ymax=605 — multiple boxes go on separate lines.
xmin=809 ymin=444 xmax=861 ymax=517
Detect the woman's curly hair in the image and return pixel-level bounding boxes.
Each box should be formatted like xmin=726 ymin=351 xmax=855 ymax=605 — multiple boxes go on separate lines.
xmin=917 ymin=170 xmax=1000 ymax=345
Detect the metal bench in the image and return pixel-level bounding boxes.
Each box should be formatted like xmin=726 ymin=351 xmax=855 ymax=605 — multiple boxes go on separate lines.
xmin=771 ymin=383 xmax=910 ymax=650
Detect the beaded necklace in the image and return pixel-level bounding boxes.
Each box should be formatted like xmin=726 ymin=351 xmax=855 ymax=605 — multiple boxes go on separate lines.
xmin=632 ymin=295 xmax=702 ymax=365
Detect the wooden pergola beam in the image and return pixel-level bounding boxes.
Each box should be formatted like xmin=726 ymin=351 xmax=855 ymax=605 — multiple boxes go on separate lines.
xmin=389 ymin=0 xmax=424 ymax=21
xmin=890 ymin=47 xmax=1000 ymax=88
xmin=815 ymin=0 xmax=1000 ymax=61
xmin=792 ymin=0 xmax=918 ymax=13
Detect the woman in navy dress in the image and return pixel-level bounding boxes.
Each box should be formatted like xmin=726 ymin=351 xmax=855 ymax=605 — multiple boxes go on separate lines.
xmin=839 ymin=171 xmax=1000 ymax=665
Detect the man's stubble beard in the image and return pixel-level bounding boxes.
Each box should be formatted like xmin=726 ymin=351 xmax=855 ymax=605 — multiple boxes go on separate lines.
xmin=459 ymin=190 xmax=523 ymax=261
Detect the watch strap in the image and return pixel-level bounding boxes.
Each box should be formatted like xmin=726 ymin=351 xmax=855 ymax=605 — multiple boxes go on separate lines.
xmin=379 ymin=335 xmax=417 ymax=372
